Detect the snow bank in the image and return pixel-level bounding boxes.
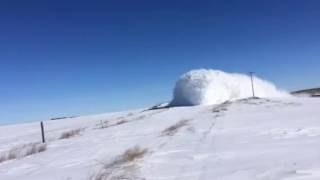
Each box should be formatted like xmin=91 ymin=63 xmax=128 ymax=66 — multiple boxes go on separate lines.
xmin=170 ymin=69 xmax=289 ymax=106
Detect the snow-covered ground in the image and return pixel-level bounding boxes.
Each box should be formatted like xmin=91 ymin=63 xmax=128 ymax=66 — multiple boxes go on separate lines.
xmin=1 ymin=97 xmax=320 ymax=180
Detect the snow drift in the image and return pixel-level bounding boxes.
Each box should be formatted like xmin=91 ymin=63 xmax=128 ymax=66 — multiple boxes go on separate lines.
xmin=170 ymin=69 xmax=288 ymax=106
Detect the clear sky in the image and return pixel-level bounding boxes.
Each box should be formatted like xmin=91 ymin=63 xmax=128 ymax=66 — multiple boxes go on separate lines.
xmin=1 ymin=0 xmax=319 ymax=124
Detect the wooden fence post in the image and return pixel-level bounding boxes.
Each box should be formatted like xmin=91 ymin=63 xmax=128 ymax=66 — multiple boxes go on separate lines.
xmin=40 ymin=121 xmax=46 ymax=143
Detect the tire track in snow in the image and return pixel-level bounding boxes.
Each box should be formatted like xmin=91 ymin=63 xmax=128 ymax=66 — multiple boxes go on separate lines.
xmin=196 ymin=101 xmax=231 ymax=180
xmin=171 ymin=101 xmax=231 ymax=180
xmin=196 ymin=98 xmax=278 ymax=179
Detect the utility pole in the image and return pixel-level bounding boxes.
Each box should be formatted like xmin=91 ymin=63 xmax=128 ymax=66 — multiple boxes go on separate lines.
xmin=249 ymin=72 xmax=255 ymax=97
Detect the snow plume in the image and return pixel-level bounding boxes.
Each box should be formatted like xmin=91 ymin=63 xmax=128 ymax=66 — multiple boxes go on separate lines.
xmin=170 ymin=69 xmax=289 ymax=106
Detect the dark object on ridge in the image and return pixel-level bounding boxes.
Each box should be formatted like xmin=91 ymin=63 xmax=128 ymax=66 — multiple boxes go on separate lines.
xmin=50 ymin=116 xmax=77 ymax=120
xmin=291 ymin=88 xmax=320 ymax=97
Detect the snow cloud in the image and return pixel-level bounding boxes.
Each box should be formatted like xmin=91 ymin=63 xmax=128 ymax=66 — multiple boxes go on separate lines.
xmin=170 ymin=69 xmax=289 ymax=106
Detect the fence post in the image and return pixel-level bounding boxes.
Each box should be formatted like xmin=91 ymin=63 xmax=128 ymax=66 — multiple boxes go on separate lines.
xmin=40 ymin=121 xmax=46 ymax=143
xmin=100 ymin=120 xmax=104 ymax=128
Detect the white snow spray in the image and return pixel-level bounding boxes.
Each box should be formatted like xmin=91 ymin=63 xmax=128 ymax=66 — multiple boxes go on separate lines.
xmin=170 ymin=69 xmax=289 ymax=106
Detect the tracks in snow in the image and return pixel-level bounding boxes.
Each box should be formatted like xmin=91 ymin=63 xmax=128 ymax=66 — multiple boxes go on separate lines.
xmin=170 ymin=101 xmax=232 ymax=180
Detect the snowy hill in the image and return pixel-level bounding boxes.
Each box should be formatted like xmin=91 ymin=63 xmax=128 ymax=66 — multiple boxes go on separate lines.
xmin=1 ymin=97 xmax=320 ymax=180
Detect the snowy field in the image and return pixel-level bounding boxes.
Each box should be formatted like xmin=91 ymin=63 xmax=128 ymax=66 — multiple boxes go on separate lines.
xmin=1 ymin=97 xmax=320 ymax=180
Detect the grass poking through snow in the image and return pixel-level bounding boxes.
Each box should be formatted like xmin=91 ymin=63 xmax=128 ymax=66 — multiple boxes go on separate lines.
xmin=90 ymin=146 xmax=148 ymax=180
xmin=0 ymin=142 xmax=47 ymax=163
xmin=161 ymin=119 xmax=190 ymax=136
xmin=59 ymin=128 xmax=83 ymax=139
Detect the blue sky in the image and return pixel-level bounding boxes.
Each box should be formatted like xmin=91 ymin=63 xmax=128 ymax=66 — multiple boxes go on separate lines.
xmin=1 ymin=0 xmax=320 ymax=124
